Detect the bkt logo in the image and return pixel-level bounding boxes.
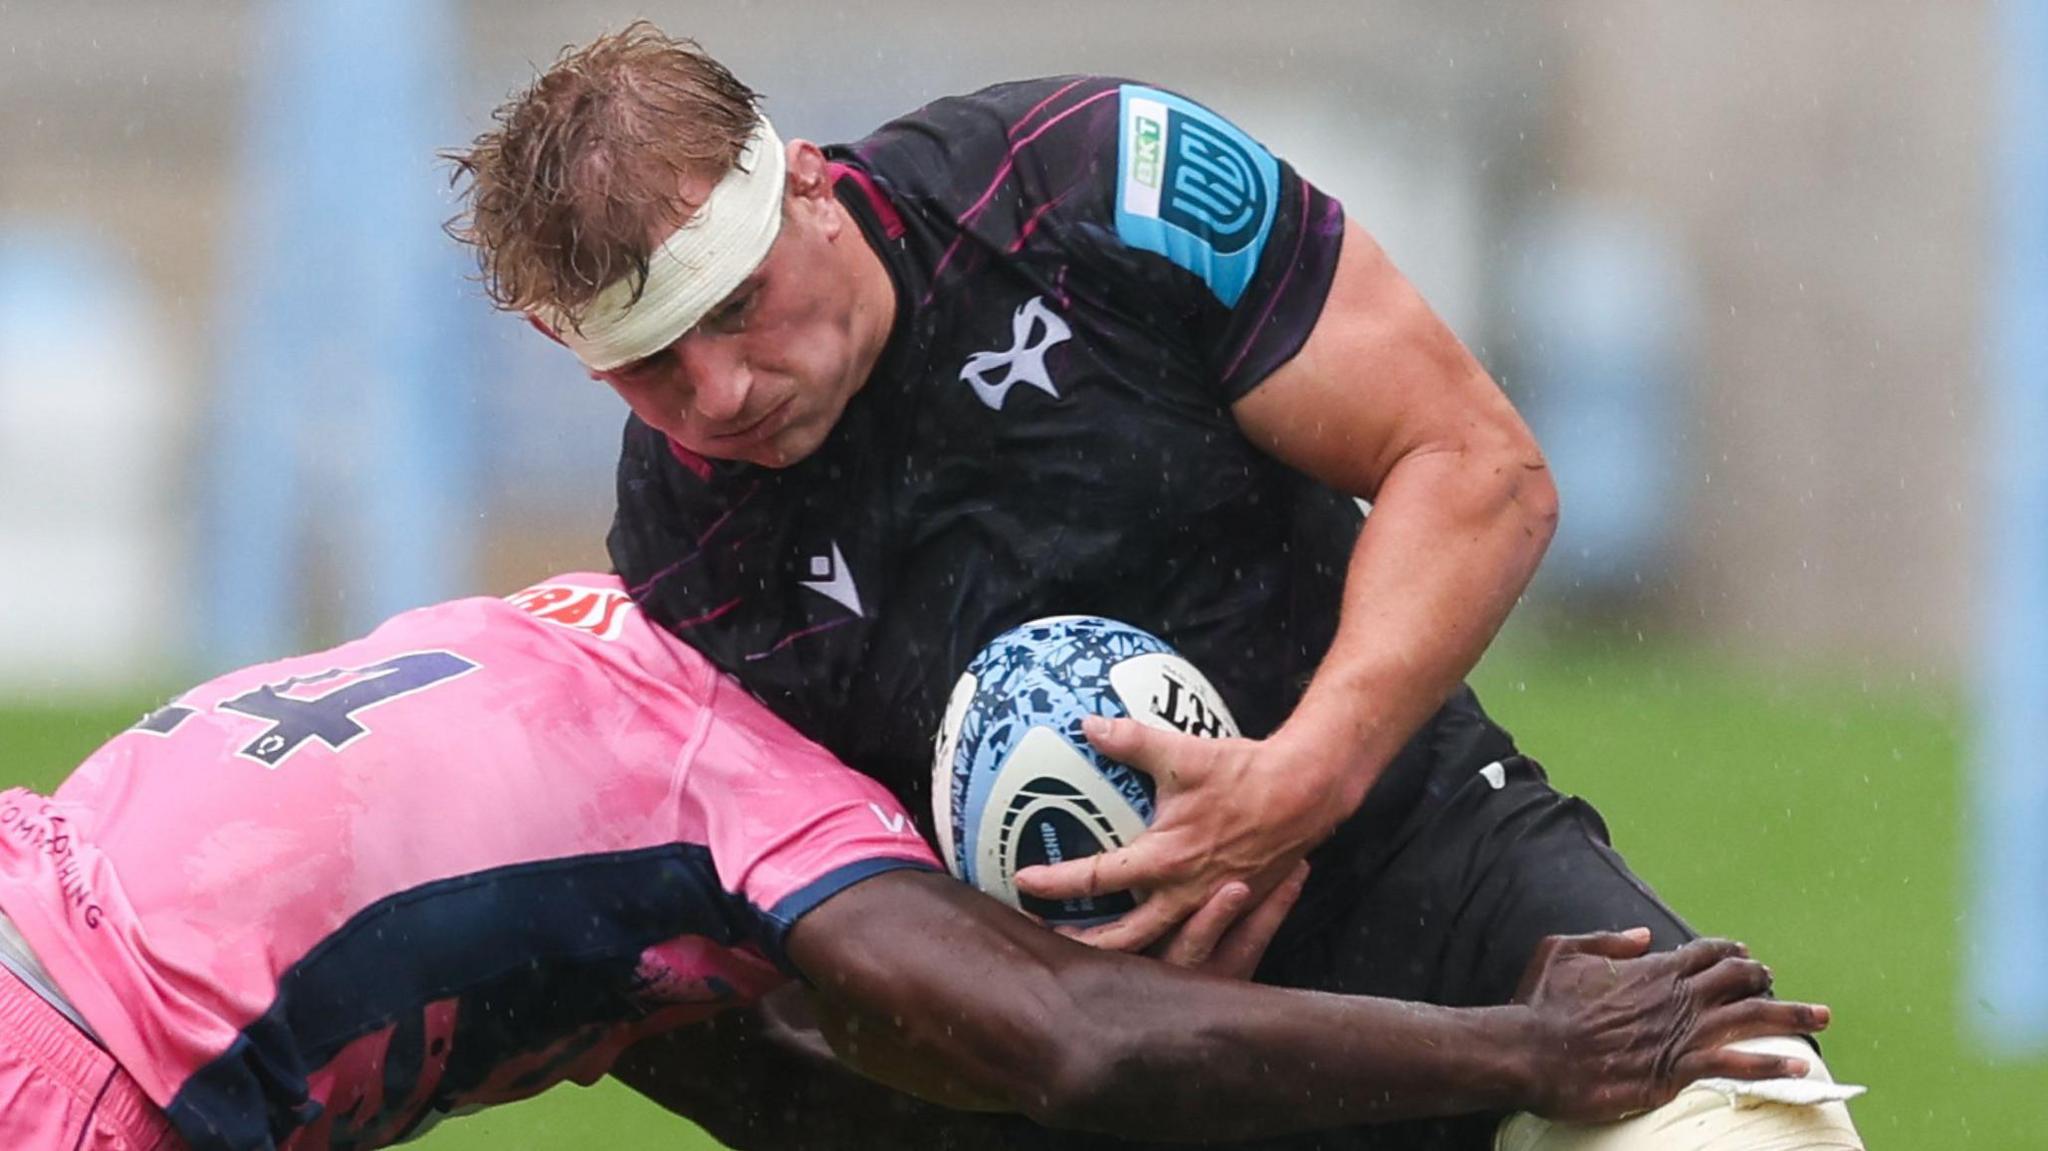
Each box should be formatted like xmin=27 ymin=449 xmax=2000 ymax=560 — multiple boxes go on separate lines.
xmin=1131 ymin=114 xmax=1165 ymax=189
xmin=959 ymin=296 xmax=1072 ymax=410
xmin=1160 ymin=108 xmax=1266 ymax=255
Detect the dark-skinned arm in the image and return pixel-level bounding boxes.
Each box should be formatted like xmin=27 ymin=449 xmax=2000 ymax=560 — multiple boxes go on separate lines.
xmin=612 ymin=998 xmax=1022 ymax=1151
xmin=610 ymin=869 xmax=1312 ymax=1150
xmin=755 ymin=870 xmax=1823 ymax=1142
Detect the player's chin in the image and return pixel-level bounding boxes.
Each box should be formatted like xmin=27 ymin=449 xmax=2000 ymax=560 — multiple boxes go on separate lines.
xmin=750 ymin=422 xmax=829 ymax=469
xmin=683 ymin=424 xmax=813 ymax=469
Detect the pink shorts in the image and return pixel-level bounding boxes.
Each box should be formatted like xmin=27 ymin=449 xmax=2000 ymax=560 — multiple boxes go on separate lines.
xmin=0 ymin=970 xmax=182 ymax=1151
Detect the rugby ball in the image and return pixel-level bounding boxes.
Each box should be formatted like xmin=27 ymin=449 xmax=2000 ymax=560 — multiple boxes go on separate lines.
xmin=931 ymin=616 xmax=1239 ymax=926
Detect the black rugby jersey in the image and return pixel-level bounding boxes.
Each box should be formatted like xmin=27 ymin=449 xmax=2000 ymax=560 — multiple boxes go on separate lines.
xmin=610 ymin=76 xmax=1512 ymax=828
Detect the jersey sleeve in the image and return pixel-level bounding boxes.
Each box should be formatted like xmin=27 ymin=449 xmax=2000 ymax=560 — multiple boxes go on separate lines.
xmin=685 ymin=671 xmax=942 ymax=973
xmin=883 ymin=76 xmax=1348 ymax=403
xmin=843 ymin=75 xmax=1343 ymax=399
xmin=1093 ymin=81 xmax=1347 ymax=400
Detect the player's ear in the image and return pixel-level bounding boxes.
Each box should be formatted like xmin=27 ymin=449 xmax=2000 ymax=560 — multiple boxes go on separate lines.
xmin=784 ymin=141 xmax=845 ymax=242
xmin=784 ymin=140 xmax=832 ymax=201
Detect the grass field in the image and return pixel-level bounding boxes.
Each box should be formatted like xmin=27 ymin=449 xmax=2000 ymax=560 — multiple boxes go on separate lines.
xmin=0 ymin=635 xmax=2028 ymax=1148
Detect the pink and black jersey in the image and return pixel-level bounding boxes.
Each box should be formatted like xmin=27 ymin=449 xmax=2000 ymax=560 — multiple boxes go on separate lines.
xmin=0 ymin=574 xmax=938 ymax=1150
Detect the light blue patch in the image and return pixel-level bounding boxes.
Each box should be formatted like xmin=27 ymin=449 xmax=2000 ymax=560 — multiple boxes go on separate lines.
xmin=1113 ymin=84 xmax=1280 ymax=307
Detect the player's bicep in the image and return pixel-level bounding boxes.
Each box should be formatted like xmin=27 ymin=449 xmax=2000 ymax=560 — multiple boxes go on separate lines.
xmin=784 ymin=869 xmax=1100 ymax=1116
xmin=615 ymin=961 xmax=1052 ymax=1149
xmin=804 ymin=986 xmax=1014 ymax=1112
xmin=611 ymin=1007 xmax=779 ymax=1128
xmin=613 ymin=1001 xmax=990 ymax=1150
xmin=1231 ymin=218 xmax=1540 ymax=500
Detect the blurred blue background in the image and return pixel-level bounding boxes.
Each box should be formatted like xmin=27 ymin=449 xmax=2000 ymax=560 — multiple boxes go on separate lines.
xmin=0 ymin=0 xmax=2037 ymax=1144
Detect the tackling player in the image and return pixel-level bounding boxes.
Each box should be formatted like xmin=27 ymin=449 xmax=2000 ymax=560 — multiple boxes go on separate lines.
xmin=445 ymin=25 xmax=1868 ymax=1151
xmin=0 ymin=573 xmax=1821 ymax=1151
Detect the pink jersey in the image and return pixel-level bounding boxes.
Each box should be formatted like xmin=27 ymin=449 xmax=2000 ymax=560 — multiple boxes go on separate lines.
xmin=0 ymin=574 xmax=938 ymax=1150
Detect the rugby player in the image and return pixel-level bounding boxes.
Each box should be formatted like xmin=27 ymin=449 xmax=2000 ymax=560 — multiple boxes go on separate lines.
xmin=0 ymin=574 xmax=1817 ymax=1151
xmin=446 ymin=25 xmax=1866 ymax=1150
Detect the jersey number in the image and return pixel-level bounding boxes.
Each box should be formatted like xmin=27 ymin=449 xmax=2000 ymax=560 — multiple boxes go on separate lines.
xmin=137 ymin=651 xmax=479 ymax=768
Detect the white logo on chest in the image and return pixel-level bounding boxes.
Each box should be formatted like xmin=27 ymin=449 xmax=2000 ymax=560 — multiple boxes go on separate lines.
xmin=959 ymin=296 xmax=1072 ymax=410
xmin=799 ymin=541 xmax=864 ymax=617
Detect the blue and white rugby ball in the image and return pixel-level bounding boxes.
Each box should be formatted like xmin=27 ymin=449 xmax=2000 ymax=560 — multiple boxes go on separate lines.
xmin=931 ymin=616 xmax=1239 ymax=926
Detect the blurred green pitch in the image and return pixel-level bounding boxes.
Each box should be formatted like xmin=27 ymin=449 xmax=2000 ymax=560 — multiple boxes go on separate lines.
xmin=0 ymin=636 xmax=2029 ymax=1148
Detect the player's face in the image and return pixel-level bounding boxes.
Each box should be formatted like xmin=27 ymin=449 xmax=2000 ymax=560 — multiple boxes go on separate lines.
xmin=596 ymin=174 xmax=888 ymax=469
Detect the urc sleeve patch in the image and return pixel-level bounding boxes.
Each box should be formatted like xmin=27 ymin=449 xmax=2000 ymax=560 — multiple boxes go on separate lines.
xmin=1113 ymin=83 xmax=1281 ymax=307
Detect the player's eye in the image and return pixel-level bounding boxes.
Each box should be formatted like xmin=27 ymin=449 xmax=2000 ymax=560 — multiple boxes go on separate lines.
xmin=611 ymin=347 xmax=675 ymax=385
xmin=704 ymin=290 xmax=755 ymax=332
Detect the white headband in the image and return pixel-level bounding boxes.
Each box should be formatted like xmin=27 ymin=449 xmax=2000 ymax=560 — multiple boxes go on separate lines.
xmin=542 ymin=117 xmax=787 ymax=371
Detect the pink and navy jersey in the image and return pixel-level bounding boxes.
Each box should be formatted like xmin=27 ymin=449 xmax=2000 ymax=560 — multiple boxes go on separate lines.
xmin=0 ymin=574 xmax=938 ymax=1150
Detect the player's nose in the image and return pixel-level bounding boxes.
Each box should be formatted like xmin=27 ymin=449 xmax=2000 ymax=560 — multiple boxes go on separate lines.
xmin=676 ymin=339 xmax=752 ymax=425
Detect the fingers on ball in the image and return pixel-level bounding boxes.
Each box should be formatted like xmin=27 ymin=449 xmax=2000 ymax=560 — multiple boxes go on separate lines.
xmin=1691 ymin=956 xmax=1774 ymax=1003
xmin=1674 ymin=936 xmax=1746 ymax=973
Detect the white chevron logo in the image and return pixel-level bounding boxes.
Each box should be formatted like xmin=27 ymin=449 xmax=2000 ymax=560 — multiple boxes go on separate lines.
xmin=798 ymin=542 xmax=864 ymax=617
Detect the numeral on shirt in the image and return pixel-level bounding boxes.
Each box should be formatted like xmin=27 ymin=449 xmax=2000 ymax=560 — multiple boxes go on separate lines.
xmin=133 ymin=703 xmax=198 ymax=736
xmin=217 ymin=651 xmax=480 ymax=768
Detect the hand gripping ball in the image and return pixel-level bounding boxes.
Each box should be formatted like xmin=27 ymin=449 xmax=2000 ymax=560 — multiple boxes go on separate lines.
xmin=930 ymin=616 xmax=1239 ymax=926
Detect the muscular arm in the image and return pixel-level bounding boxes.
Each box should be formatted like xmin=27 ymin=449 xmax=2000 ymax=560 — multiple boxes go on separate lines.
xmin=751 ymin=871 xmax=1814 ymax=1144
xmin=1018 ymin=218 xmax=1563 ymax=949
xmin=788 ymin=874 xmax=1512 ymax=1135
xmin=1233 ymin=218 xmax=1558 ymax=817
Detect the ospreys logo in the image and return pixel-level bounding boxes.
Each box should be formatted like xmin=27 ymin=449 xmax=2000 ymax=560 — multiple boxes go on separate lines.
xmin=959 ymin=296 xmax=1072 ymax=410
xmin=1115 ymin=85 xmax=1279 ymax=307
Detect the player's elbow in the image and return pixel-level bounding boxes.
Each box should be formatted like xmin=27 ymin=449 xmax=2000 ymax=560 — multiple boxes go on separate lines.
xmin=1018 ymin=1030 xmax=1147 ymax=1135
xmin=998 ymin=989 xmax=1120 ymax=1128
xmin=1471 ymin=408 xmax=1560 ymax=556
xmin=1510 ymin=448 xmax=1561 ymax=550
xmin=1414 ymin=405 xmax=1560 ymax=558
xmin=1014 ymin=969 xmax=1178 ymax=1136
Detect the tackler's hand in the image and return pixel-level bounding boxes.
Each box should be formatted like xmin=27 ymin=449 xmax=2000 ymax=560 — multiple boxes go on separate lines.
xmin=1015 ymin=716 xmax=1347 ymax=954
xmin=1514 ymin=930 xmax=1833 ymax=1123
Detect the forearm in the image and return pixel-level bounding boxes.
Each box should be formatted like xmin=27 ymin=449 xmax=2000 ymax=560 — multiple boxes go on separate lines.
xmin=1287 ymin=442 xmax=1556 ymax=808
xmin=790 ymin=871 xmax=1535 ymax=1142
xmin=1052 ymin=960 xmax=1531 ymax=1139
xmin=824 ymin=946 xmax=1529 ymax=1139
